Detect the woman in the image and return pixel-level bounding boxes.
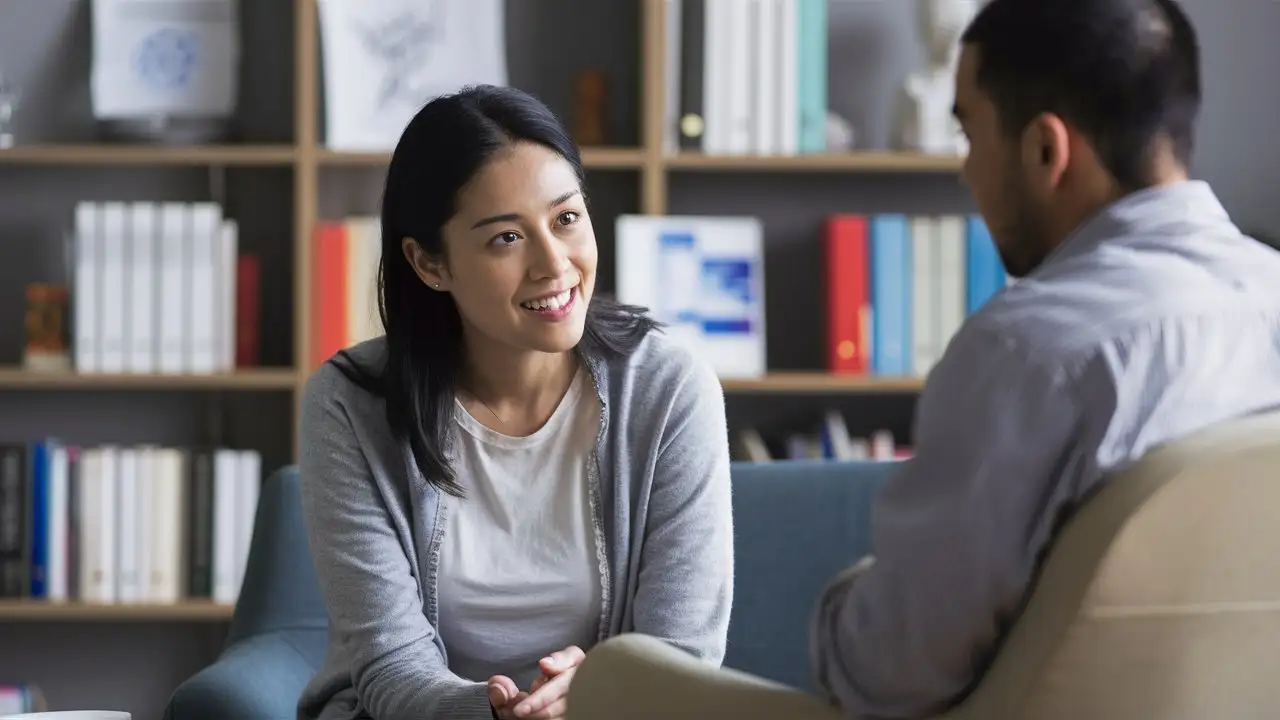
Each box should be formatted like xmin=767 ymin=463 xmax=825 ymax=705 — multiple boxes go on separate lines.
xmin=296 ymin=84 xmax=735 ymax=720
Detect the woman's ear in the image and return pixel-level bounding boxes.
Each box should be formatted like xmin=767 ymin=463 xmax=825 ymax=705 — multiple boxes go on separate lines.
xmin=402 ymin=236 xmax=448 ymax=291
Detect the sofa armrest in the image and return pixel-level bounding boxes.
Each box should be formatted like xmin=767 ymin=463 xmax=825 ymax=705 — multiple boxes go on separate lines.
xmin=165 ymin=629 xmax=325 ymax=720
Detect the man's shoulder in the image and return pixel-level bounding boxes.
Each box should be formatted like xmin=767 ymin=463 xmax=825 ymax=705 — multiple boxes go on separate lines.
xmin=951 ymin=279 xmax=1103 ymax=379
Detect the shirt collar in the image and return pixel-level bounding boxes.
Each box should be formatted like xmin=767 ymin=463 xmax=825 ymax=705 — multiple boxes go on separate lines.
xmin=1037 ymin=180 xmax=1232 ymax=271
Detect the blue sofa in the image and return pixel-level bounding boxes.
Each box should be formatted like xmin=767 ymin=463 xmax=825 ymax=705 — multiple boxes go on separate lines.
xmin=164 ymin=460 xmax=897 ymax=719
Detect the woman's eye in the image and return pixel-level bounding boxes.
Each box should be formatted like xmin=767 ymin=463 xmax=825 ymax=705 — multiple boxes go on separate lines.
xmin=557 ymin=211 xmax=580 ymax=226
xmin=492 ymin=231 xmax=519 ymax=246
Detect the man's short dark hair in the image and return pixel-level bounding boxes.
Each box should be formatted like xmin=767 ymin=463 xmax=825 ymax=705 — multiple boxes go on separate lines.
xmin=962 ymin=0 xmax=1201 ymax=190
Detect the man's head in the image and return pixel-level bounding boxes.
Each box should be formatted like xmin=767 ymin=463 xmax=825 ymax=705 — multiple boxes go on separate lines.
xmin=954 ymin=0 xmax=1202 ymax=277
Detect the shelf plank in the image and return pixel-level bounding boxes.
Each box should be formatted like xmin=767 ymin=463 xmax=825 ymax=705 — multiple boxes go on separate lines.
xmin=0 ymin=144 xmax=297 ymax=166
xmin=316 ymin=146 xmax=645 ymax=169
xmin=0 ymin=368 xmax=300 ymax=390
xmin=0 ymin=600 xmax=233 ymax=622
xmin=721 ymin=373 xmax=924 ymax=393
xmin=665 ymin=152 xmax=964 ymax=173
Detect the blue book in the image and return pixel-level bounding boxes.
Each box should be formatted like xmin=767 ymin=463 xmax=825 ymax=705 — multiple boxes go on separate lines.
xmin=796 ymin=0 xmax=827 ymax=153
xmin=870 ymin=214 xmax=912 ymax=375
xmin=965 ymin=214 xmax=1006 ymax=314
xmin=29 ymin=440 xmax=49 ymax=598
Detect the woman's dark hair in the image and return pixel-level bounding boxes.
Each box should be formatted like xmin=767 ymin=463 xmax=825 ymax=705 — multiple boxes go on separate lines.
xmin=332 ymin=84 xmax=657 ymax=497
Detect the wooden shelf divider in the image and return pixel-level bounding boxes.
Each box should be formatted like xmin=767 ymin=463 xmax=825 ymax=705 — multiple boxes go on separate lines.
xmin=664 ymin=151 xmax=964 ymax=173
xmin=720 ymin=373 xmax=924 ymax=393
xmin=0 ymin=599 xmax=234 ymax=622
xmin=0 ymin=144 xmax=297 ymax=166
xmin=316 ymin=145 xmax=646 ymax=169
xmin=0 ymin=368 xmax=299 ymax=390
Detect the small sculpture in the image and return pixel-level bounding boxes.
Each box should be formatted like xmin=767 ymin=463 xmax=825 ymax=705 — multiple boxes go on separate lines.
xmin=898 ymin=0 xmax=981 ymax=155
xmin=825 ymin=111 xmax=856 ymax=152
xmin=0 ymin=70 xmax=21 ymax=149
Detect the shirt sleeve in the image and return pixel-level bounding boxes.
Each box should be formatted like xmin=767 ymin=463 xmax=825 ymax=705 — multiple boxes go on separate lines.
xmin=629 ymin=353 xmax=735 ymax=664
xmin=299 ymin=366 xmax=494 ymax=720
xmin=810 ymin=328 xmax=1089 ymax=718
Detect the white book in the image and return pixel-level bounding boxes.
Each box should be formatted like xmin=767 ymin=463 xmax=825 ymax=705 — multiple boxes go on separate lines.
xmin=126 ymin=203 xmax=158 ymax=373
xmin=188 ymin=203 xmax=222 ymax=373
xmin=134 ymin=446 xmax=155 ymax=603
xmin=937 ymin=215 xmax=968 ymax=353
xmin=216 ymin=220 xmax=239 ymax=372
xmin=80 ymin=447 xmax=118 ymax=604
xmin=235 ymin=449 xmax=261 ymax=597
xmin=346 ymin=217 xmax=384 ymax=346
xmin=46 ymin=443 xmax=70 ymax=601
xmin=74 ymin=203 xmax=101 ymax=373
xmin=724 ymin=0 xmax=753 ymax=154
xmin=775 ymin=0 xmax=800 ymax=155
xmin=99 ymin=203 xmax=128 ymax=373
xmin=212 ymin=449 xmax=241 ymax=604
xmin=751 ymin=0 xmax=779 ymax=155
xmin=116 ymin=448 xmax=142 ymax=603
xmin=701 ymin=0 xmax=728 ymax=153
xmin=158 ymin=203 xmax=189 ymax=373
xmin=149 ymin=448 xmax=186 ymax=603
xmin=911 ymin=216 xmax=940 ymax=377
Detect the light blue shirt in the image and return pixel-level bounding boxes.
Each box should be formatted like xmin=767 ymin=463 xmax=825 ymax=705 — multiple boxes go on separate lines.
xmin=811 ymin=181 xmax=1280 ymax=718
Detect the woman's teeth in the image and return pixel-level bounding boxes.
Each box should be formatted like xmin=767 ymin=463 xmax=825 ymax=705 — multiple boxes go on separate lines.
xmin=522 ymin=289 xmax=572 ymax=311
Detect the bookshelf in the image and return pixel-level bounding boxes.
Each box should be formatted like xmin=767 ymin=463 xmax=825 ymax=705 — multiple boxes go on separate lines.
xmin=0 ymin=0 xmax=953 ymax=445
xmin=0 ymin=0 xmax=955 ymax=578
xmin=0 ymin=0 xmax=956 ymax=715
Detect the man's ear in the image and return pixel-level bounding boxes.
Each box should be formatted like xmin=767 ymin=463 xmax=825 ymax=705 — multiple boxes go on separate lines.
xmin=1021 ymin=112 xmax=1070 ymax=188
xmin=401 ymin=236 xmax=449 ymax=291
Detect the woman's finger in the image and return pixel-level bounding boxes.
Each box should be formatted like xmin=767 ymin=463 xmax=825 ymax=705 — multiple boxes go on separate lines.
xmin=514 ymin=668 xmax=575 ymax=717
xmin=539 ymin=645 xmax=586 ymax=674
xmin=487 ymin=681 xmax=510 ymax=709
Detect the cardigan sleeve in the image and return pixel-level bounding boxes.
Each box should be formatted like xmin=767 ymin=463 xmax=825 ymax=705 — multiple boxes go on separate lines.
xmin=628 ymin=352 xmax=735 ymax=664
xmin=298 ymin=364 xmax=494 ymax=720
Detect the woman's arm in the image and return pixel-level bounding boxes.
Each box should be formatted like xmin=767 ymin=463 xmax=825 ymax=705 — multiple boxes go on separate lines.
xmin=299 ymin=367 xmax=495 ymax=719
xmin=629 ymin=354 xmax=735 ymax=663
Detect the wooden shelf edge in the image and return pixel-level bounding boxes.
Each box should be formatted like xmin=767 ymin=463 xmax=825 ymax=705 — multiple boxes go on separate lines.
xmin=0 ymin=144 xmax=297 ymax=166
xmin=0 ymin=600 xmax=234 ymax=621
xmin=664 ymin=152 xmax=964 ymax=172
xmin=316 ymin=146 xmax=645 ymax=169
xmin=0 ymin=368 xmax=300 ymax=390
xmin=720 ymin=373 xmax=924 ymax=393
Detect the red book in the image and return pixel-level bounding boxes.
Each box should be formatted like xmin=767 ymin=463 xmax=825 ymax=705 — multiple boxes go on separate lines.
xmin=311 ymin=222 xmax=349 ymax=370
xmin=235 ymin=254 xmax=260 ymax=368
xmin=825 ymin=214 xmax=871 ymax=374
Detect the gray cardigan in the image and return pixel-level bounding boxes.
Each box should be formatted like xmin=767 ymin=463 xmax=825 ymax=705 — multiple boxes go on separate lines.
xmin=296 ymin=331 xmax=735 ymax=720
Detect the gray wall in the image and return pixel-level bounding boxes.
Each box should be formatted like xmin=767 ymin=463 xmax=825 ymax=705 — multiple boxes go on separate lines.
xmin=0 ymin=0 xmax=1276 ymax=717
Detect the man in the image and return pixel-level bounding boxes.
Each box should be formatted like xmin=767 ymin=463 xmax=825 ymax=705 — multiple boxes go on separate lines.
xmin=811 ymin=0 xmax=1280 ymax=717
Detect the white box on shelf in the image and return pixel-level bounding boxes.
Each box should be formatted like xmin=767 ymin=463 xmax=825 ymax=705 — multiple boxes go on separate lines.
xmin=615 ymin=214 xmax=767 ymax=380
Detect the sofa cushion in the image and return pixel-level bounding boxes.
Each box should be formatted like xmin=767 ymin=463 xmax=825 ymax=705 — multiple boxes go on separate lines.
xmin=725 ymin=459 xmax=898 ymax=692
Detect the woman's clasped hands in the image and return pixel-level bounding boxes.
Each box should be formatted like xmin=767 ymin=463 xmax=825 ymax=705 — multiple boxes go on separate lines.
xmin=487 ymin=645 xmax=586 ymax=719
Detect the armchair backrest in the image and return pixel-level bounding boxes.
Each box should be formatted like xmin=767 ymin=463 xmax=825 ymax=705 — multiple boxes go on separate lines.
xmin=227 ymin=465 xmax=329 ymax=644
xmin=944 ymin=410 xmax=1280 ymax=720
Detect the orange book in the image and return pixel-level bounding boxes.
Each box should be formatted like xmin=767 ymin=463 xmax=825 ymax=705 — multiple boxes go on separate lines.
xmin=311 ymin=222 xmax=349 ymax=370
xmin=826 ymin=214 xmax=871 ymax=374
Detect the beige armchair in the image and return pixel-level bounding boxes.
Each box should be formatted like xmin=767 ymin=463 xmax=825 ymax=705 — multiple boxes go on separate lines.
xmin=567 ymin=410 xmax=1280 ymax=720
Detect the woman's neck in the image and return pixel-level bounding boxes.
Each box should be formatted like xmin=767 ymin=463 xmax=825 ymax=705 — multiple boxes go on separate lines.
xmin=458 ymin=337 xmax=579 ymax=436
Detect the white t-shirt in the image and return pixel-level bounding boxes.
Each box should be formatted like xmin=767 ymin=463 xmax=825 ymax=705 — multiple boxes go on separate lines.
xmin=435 ymin=368 xmax=603 ymax=687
